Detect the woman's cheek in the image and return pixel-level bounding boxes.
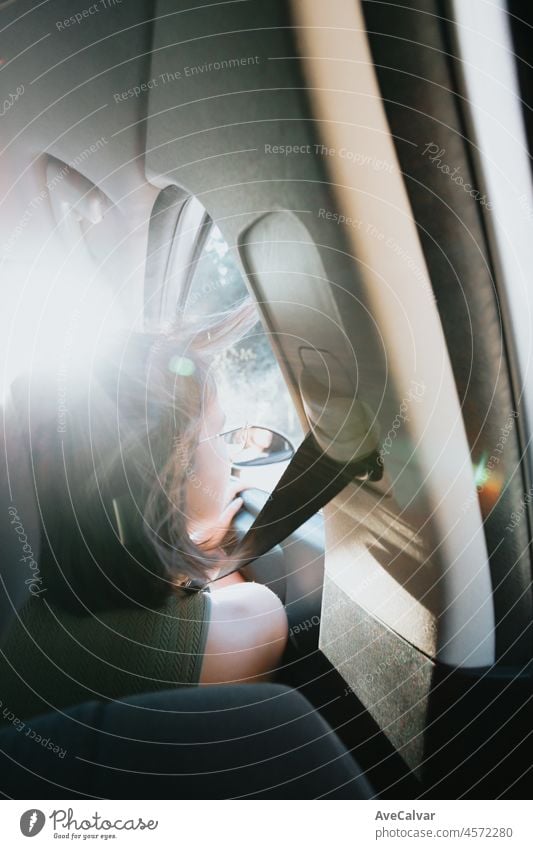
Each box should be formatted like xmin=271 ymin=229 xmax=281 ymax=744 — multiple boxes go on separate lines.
xmin=190 ymin=447 xmax=230 ymax=521
xmin=184 ymin=476 xmax=203 ymax=525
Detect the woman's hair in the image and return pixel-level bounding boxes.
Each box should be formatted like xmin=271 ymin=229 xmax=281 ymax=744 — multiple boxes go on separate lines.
xmin=28 ymin=302 xmax=257 ymax=615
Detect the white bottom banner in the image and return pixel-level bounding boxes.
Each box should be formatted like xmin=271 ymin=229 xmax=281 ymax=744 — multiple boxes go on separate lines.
xmin=0 ymin=800 xmax=530 ymax=848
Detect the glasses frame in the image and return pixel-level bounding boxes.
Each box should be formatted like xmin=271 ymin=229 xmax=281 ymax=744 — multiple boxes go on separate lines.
xmin=198 ymin=423 xmax=249 ymax=449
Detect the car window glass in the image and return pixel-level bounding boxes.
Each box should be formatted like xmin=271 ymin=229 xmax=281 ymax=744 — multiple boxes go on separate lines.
xmin=186 ymin=223 xmax=302 ymax=449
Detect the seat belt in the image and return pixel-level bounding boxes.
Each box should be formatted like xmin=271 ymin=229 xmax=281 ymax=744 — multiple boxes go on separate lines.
xmin=227 ymin=430 xmax=382 ymax=573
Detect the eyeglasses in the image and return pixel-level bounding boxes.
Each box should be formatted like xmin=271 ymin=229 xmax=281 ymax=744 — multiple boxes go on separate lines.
xmin=198 ymin=424 xmax=249 ymax=451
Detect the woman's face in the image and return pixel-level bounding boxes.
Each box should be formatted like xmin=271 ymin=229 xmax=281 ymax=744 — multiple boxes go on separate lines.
xmin=185 ymin=395 xmax=232 ymax=533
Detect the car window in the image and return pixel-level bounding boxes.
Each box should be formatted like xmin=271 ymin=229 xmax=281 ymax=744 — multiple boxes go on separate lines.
xmin=185 ymin=222 xmax=303 ymax=449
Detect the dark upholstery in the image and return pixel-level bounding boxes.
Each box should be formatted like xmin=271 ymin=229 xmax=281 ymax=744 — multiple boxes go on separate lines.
xmin=0 ymin=684 xmax=373 ymax=799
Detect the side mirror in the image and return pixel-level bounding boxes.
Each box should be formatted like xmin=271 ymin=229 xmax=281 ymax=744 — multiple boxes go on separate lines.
xmin=222 ymin=426 xmax=294 ymax=467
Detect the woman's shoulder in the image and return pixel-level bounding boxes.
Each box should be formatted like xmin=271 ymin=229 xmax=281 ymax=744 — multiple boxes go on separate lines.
xmin=199 ymin=582 xmax=288 ymax=684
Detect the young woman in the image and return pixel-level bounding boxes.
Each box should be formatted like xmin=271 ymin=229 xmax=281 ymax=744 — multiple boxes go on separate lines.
xmin=0 ymin=306 xmax=288 ymax=722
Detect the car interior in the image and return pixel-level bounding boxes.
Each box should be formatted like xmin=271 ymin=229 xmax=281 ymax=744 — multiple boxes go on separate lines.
xmin=0 ymin=0 xmax=532 ymax=799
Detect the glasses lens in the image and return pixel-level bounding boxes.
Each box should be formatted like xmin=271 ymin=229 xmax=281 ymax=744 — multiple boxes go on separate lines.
xmin=221 ymin=426 xmax=247 ymax=460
